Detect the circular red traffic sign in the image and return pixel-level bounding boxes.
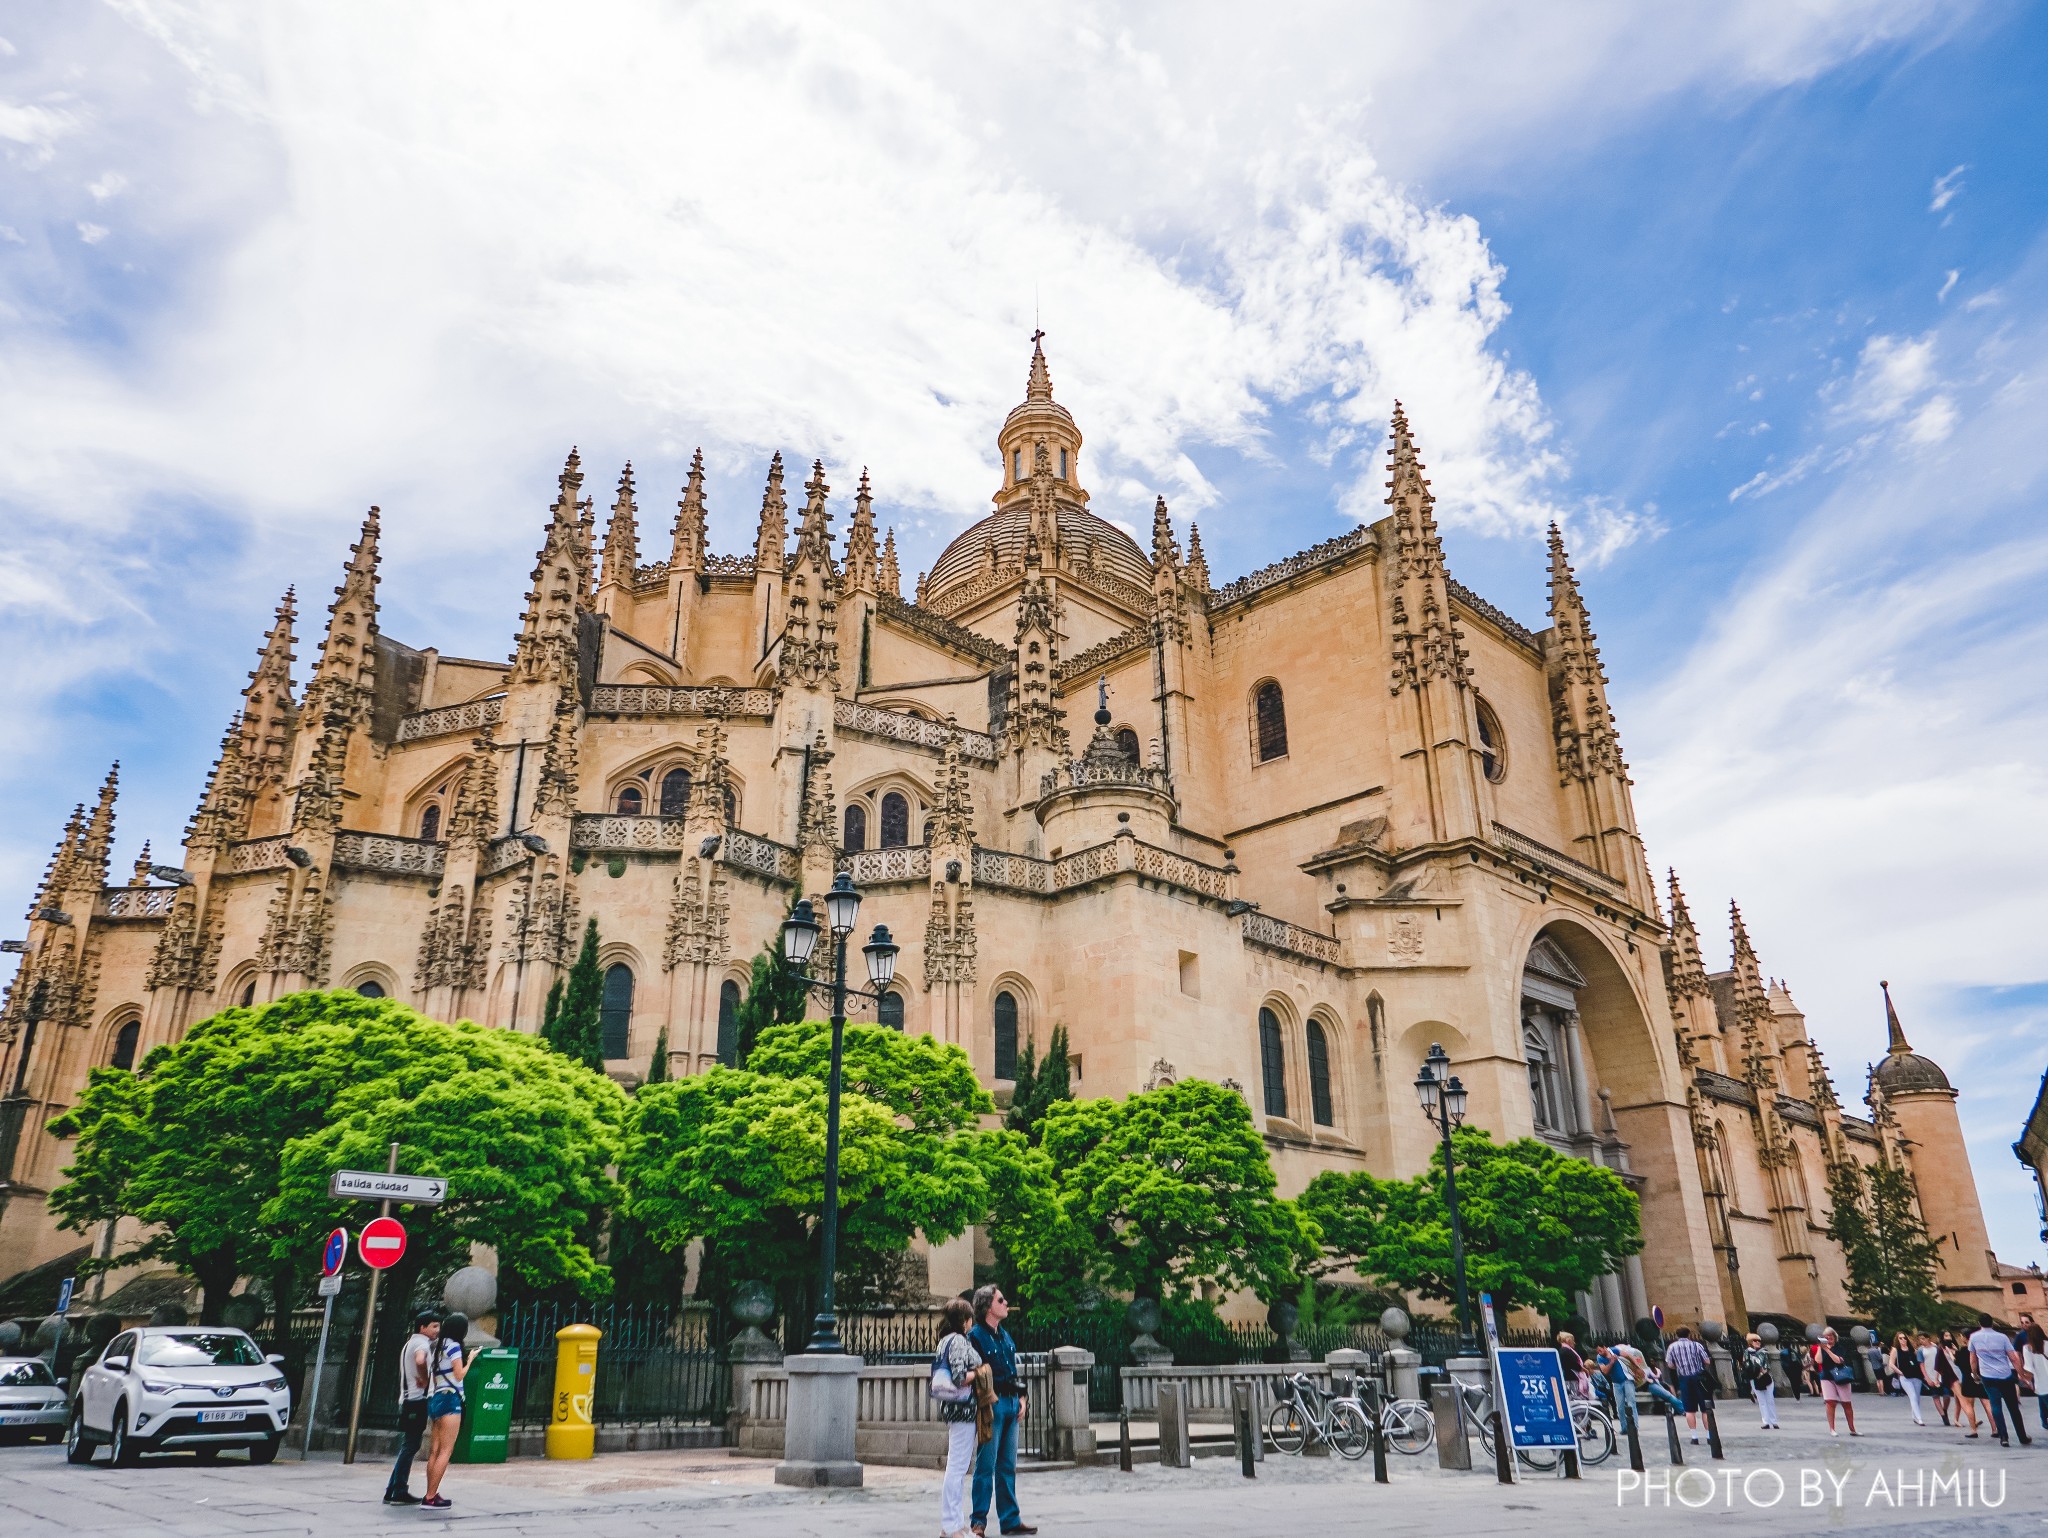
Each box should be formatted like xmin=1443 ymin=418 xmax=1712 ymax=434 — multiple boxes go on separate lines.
xmin=359 ymin=1216 xmax=407 ymax=1271
xmin=321 ymin=1226 xmax=349 ymax=1277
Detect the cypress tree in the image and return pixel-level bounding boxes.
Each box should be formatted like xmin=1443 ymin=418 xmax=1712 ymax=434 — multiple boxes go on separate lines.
xmin=1005 ymin=1024 xmax=1074 ymax=1143
xmin=546 ymin=919 xmax=605 ymax=1072
xmin=1826 ymin=1157 xmax=1949 ymax=1335
xmin=646 ymin=1025 xmax=669 ymax=1084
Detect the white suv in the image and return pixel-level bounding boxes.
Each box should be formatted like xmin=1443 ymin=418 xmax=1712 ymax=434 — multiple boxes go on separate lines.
xmin=68 ymin=1326 xmax=291 ymax=1466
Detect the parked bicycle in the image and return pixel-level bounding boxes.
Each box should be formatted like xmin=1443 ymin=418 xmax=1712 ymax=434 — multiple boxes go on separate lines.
xmin=1267 ymin=1372 xmax=1371 ymax=1460
xmin=1364 ymin=1391 xmax=1437 ymax=1455
xmin=1451 ymin=1378 xmax=1615 ymax=1470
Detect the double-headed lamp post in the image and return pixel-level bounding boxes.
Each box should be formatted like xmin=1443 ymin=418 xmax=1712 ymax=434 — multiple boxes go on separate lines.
xmin=1414 ymin=1042 xmax=1474 ymax=1350
xmin=779 ymin=871 xmax=899 ymax=1355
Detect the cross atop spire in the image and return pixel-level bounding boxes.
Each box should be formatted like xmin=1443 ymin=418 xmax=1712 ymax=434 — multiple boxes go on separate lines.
xmin=307 ymin=508 xmax=381 ymax=711
xmin=1026 ymin=330 xmax=1053 ymax=402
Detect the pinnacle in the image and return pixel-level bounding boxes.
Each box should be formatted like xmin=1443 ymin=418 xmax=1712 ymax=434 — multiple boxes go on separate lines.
xmin=1880 ymin=980 xmax=1912 ymax=1054
xmin=1026 ymin=330 xmax=1053 ymax=402
xmin=1150 ymin=494 xmax=1179 ymax=568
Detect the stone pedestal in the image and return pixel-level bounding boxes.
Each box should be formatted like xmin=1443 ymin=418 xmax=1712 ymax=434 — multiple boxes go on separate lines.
xmin=1429 ymin=1380 xmax=1470 ymax=1469
xmin=1707 ymin=1343 xmax=1736 ymax=1397
xmin=727 ymin=1328 xmax=785 ymax=1439
xmin=1048 ymin=1346 xmax=1098 ymax=1462
xmin=1130 ymin=1335 xmax=1175 ymax=1367
xmin=1445 ymin=1355 xmax=1492 ymax=1396
xmin=774 ymin=1353 xmax=864 ymax=1488
xmin=1383 ymin=1346 xmax=1421 ymax=1403
xmin=1325 ymin=1347 xmax=1369 ymax=1398
xmin=1156 ymin=1381 xmax=1192 ymax=1469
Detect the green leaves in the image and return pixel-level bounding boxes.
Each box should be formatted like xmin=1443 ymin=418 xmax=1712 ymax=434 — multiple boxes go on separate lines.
xmin=1004 ymin=1024 xmax=1073 ymax=1143
xmin=543 ymin=919 xmax=605 ymax=1070
xmin=1014 ymin=1079 xmax=1319 ymax=1307
xmin=1826 ymin=1157 xmax=1951 ymax=1335
xmin=1301 ymin=1125 xmax=1643 ymax=1321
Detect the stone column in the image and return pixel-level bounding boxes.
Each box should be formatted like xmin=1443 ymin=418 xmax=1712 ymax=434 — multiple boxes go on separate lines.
xmin=1383 ymin=1346 xmax=1421 ymax=1403
xmin=1048 ymin=1346 xmax=1097 ymax=1462
xmin=774 ymin=1353 xmax=863 ymax=1487
xmin=727 ymin=1327 xmax=784 ymax=1444
xmin=1325 ymin=1347 xmax=1370 ymax=1400
xmin=1559 ymin=1009 xmax=1598 ymax=1136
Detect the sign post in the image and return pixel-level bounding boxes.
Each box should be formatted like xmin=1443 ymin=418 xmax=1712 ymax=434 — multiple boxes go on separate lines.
xmin=1479 ymin=1293 xmax=1514 ymax=1485
xmin=48 ymin=1276 xmax=75 ymax=1371
xmin=342 ymin=1144 xmax=399 ymax=1465
xmin=335 ymin=1149 xmax=442 ymax=1465
xmin=298 ymin=1228 xmax=349 ymax=1460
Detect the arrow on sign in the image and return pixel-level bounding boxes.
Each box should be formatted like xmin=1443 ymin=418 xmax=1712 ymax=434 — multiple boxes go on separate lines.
xmin=329 ymin=1170 xmax=447 ymax=1205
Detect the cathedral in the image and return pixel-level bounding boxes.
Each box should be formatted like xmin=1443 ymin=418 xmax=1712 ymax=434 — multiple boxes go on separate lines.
xmin=0 ymin=339 xmax=2006 ymax=1331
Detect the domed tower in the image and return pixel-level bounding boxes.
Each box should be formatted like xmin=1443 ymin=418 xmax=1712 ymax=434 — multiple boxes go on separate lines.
xmin=1869 ymin=981 xmax=2004 ymax=1315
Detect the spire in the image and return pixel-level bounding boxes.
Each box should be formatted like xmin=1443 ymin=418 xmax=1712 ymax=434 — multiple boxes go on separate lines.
xmin=513 ymin=455 xmax=587 ymax=684
xmin=186 ymin=713 xmax=250 ymax=853
xmin=599 ymin=463 xmax=640 ymax=588
xmin=843 ymin=468 xmax=877 ymax=592
xmin=1386 ymin=402 xmax=1446 ymax=583
xmin=796 ymin=732 xmax=837 ymax=853
xmin=1150 ymin=495 xmax=1179 ymax=572
xmin=27 ymin=804 xmax=86 ymax=921
xmin=130 ymin=841 xmax=153 ymax=887
xmin=446 ymin=731 xmax=500 ymax=849
xmin=781 ymin=461 xmax=841 ymax=690
xmin=1666 ymin=870 xmax=1711 ymax=1001
xmin=1026 ymin=329 xmax=1053 ymax=403
xmin=753 ymin=453 xmax=788 ymax=573
xmin=80 ymin=763 xmax=119 ymax=888
xmin=879 ymin=528 xmax=901 ymax=598
xmin=1880 ymin=979 xmax=1912 ymax=1054
xmin=307 ymin=508 xmax=381 ymax=712
xmin=1729 ymin=902 xmax=1778 ymax=1089
xmin=671 ymin=448 xmax=708 ymax=569
xmin=794 ymin=460 xmax=834 ymax=570
xmin=1185 ymin=523 xmax=1210 ymax=592
xmin=243 ymin=588 xmax=298 ymax=795
xmin=685 ymin=710 xmax=733 ymax=835
xmin=1385 ymin=406 xmax=1468 ymax=695
xmin=1026 ymin=439 xmax=1059 ymax=557
xmin=1547 ymin=523 xmax=1625 ymax=781
xmin=927 ymin=717 xmax=976 ymax=847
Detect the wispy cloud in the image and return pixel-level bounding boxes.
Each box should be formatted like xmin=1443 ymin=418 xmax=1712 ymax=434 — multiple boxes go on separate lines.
xmin=1931 ymin=162 xmax=1969 ymax=212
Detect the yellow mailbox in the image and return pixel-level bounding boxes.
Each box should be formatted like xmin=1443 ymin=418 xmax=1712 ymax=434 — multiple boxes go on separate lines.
xmin=545 ymin=1322 xmax=602 ymax=1459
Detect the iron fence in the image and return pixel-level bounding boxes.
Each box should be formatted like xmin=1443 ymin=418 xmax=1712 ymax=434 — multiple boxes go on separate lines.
xmin=495 ymin=1300 xmax=728 ymax=1430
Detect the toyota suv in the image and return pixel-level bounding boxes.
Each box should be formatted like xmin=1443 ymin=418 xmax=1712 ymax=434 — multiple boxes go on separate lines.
xmin=68 ymin=1326 xmax=291 ymax=1465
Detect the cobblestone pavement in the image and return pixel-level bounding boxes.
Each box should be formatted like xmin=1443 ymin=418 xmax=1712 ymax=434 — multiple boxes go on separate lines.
xmin=4 ymin=1392 xmax=2046 ymax=1537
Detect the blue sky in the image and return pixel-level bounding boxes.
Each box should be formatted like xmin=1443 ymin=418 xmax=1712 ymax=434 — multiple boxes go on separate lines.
xmin=3 ymin=3 xmax=2045 ymax=1266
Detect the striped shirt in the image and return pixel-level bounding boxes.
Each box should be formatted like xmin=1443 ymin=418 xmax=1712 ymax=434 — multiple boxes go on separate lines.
xmin=1665 ymin=1337 xmax=1710 ymax=1377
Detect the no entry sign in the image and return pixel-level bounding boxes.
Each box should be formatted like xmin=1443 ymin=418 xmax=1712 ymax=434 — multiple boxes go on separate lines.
xmin=321 ymin=1227 xmax=349 ymax=1277
xmin=359 ymin=1216 xmax=407 ymax=1271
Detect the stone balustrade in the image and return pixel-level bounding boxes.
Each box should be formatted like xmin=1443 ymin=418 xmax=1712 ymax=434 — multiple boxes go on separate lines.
xmin=333 ymin=831 xmax=445 ymax=878
xmin=394 ymin=695 xmax=504 ymax=744
xmin=835 ymin=700 xmax=997 ymax=762
xmin=588 ymin=684 xmax=777 ymax=718
xmin=221 ymin=836 xmax=293 ymax=875
xmin=841 ymin=845 xmax=930 ymax=885
xmin=1241 ymin=911 xmax=1341 ymax=965
xmin=96 ymin=887 xmax=179 ymax=919
xmin=737 ymin=1355 xmax=1062 ymax=1468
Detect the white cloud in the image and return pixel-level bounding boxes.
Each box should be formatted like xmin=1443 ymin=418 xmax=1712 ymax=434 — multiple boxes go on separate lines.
xmin=87 ymin=170 xmax=126 ymax=200
xmin=1930 ymin=163 xmax=1968 ymax=212
xmin=1938 ymin=268 xmax=1959 ymax=302
xmin=75 ymin=220 xmax=108 ymax=244
xmin=0 ymin=98 xmax=80 ymax=156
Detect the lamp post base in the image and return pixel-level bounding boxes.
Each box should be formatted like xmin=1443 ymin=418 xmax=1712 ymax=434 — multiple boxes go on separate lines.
xmin=774 ymin=1352 xmax=864 ymax=1489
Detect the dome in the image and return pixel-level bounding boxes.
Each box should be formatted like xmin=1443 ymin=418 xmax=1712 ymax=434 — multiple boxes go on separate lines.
xmin=1871 ymin=980 xmax=1951 ymax=1096
xmin=923 ymin=502 xmax=1151 ymax=612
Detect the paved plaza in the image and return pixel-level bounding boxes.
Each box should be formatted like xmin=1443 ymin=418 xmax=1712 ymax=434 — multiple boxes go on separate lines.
xmin=5 ymin=1393 xmax=2048 ymax=1538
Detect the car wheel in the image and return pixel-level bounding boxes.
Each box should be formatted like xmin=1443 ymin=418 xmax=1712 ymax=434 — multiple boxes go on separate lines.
xmin=108 ymin=1406 xmax=139 ymax=1467
xmin=64 ymin=1409 xmax=97 ymax=1465
xmin=246 ymin=1436 xmax=280 ymax=1466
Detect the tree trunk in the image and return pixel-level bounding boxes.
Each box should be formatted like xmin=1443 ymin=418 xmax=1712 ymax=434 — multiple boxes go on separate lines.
xmin=193 ymin=1252 xmax=239 ymax=1324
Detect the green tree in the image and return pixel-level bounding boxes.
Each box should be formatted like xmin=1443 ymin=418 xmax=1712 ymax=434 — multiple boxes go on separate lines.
xmin=1013 ymin=1079 xmax=1320 ymax=1310
xmin=1004 ymin=1025 xmax=1073 ymax=1144
xmin=646 ymin=1026 xmax=670 ymax=1084
xmin=50 ymin=992 xmax=628 ymax=1327
xmin=621 ymin=1020 xmax=1032 ymax=1328
xmin=1825 ymin=1158 xmax=1950 ymax=1336
xmin=732 ymin=924 xmax=811 ymax=1067
xmin=545 ymin=919 xmax=605 ymax=1071
xmin=1301 ymin=1125 xmax=1642 ymax=1321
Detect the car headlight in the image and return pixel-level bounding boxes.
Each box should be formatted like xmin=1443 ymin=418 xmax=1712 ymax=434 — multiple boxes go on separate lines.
xmin=263 ymin=1376 xmax=288 ymax=1393
xmin=138 ymin=1373 xmax=178 ymax=1394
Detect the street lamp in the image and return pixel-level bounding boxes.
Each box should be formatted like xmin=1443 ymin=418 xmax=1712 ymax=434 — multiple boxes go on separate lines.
xmin=779 ymin=872 xmax=900 ymax=1354
xmin=1414 ymin=1042 xmax=1474 ymax=1350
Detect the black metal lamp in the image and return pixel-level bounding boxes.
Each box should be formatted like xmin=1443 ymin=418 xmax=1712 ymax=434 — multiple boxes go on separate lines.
xmin=863 ymin=924 xmax=899 ymax=989
xmin=781 ymin=897 xmax=821 ymax=968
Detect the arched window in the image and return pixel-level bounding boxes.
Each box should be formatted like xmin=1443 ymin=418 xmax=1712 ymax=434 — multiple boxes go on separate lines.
xmin=1254 ymin=681 xmax=1288 ymax=762
xmin=717 ymin=979 xmax=742 ymax=1067
xmin=615 ymin=784 xmax=645 ymax=816
xmin=993 ymin=991 xmax=1019 ymax=1079
xmin=1475 ymin=697 xmax=1507 ymax=784
xmin=722 ymin=784 xmax=738 ymax=825
xmin=1013 ymin=448 xmax=1023 ymax=482
xmin=418 ymin=804 xmax=441 ymax=842
xmin=844 ymin=804 xmax=868 ymax=852
xmin=1115 ymin=727 xmax=1140 ymax=763
xmin=110 ymin=1019 xmax=140 ymax=1071
xmin=238 ymin=981 xmax=257 ymax=1008
xmin=660 ymin=768 xmax=691 ymax=817
xmin=1058 ymin=448 xmax=1069 ymax=480
xmin=880 ymin=792 xmax=911 ymax=849
xmin=1258 ymin=1008 xmax=1288 ymax=1117
xmin=601 ymin=964 xmax=634 ymax=1059
xmin=878 ymin=990 xmax=905 ymax=1030
xmin=356 ymin=981 xmax=386 ymax=1000
xmin=1306 ymin=1020 xmax=1334 ymax=1127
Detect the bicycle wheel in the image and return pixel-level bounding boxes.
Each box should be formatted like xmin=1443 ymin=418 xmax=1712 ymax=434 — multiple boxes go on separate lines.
xmin=1575 ymin=1405 xmax=1617 ymax=1466
xmin=1328 ymin=1399 xmax=1372 ymax=1461
xmin=1385 ymin=1400 xmax=1435 ymax=1455
xmin=1267 ymin=1401 xmax=1308 ymax=1456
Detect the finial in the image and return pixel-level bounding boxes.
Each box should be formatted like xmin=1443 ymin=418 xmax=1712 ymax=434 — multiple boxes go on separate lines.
xmin=1026 ymin=331 xmax=1053 ymax=402
xmin=1880 ymin=980 xmax=1912 ymax=1054
xmin=1095 ymin=674 xmax=1111 ymax=726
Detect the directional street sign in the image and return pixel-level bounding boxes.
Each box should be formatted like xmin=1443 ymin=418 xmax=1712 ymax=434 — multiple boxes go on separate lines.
xmin=321 ymin=1227 xmax=349 ymax=1277
xmin=55 ymin=1277 xmax=74 ymax=1316
xmin=359 ymin=1217 xmax=408 ymax=1271
xmin=330 ymin=1169 xmax=447 ymax=1205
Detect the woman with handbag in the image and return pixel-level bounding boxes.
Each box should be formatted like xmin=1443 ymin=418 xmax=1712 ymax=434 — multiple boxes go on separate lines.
xmin=1741 ymin=1333 xmax=1779 ymax=1429
xmin=1816 ymin=1328 xmax=1859 ymax=1436
xmin=1888 ymin=1331 xmax=1926 ymax=1426
xmin=930 ymin=1298 xmax=984 ymax=1538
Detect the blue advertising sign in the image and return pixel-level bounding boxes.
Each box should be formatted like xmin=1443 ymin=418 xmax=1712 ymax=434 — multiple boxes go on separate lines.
xmin=1494 ymin=1347 xmax=1576 ymax=1450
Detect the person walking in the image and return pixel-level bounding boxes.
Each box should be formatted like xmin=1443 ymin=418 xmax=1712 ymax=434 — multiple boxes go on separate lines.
xmin=1948 ymin=1329 xmax=1985 ymax=1438
xmin=383 ymin=1309 xmax=440 ymax=1506
xmin=1888 ymin=1331 xmax=1925 ymax=1426
xmin=1919 ymin=1331 xmax=1952 ymax=1426
xmin=1968 ymin=1314 xmax=2032 ymax=1448
xmin=1816 ymin=1328 xmax=1859 ymax=1437
xmin=1664 ymin=1327 xmax=1712 ymax=1445
xmin=1741 ymin=1334 xmax=1780 ymax=1429
xmin=930 ymin=1298 xmax=984 ymax=1538
xmin=967 ymin=1286 xmax=1034 ymax=1537
xmin=419 ymin=1312 xmax=475 ymax=1511
xmin=2021 ymin=1323 xmax=2048 ymax=1435
xmin=1594 ymin=1345 xmax=1638 ymax=1434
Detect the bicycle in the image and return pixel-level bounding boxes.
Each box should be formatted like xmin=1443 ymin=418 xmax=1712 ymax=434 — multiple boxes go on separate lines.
xmin=1365 ymin=1392 xmax=1437 ymax=1455
xmin=1453 ymin=1378 xmax=1613 ymax=1470
xmin=1267 ymin=1372 xmax=1371 ymax=1461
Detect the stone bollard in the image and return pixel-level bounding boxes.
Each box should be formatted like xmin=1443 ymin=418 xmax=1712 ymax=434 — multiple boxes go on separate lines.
xmin=1049 ymin=1346 xmax=1097 ymax=1463
xmin=1430 ymin=1380 xmax=1471 ymax=1470
xmin=1383 ymin=1345 xmax=1421 ymax=1404
xmin=1157 ymin=1381 xmax=1192 ymax=1469
xmin=1232 ymin=1383 xmax=1257 ymax=1478
xmin=775 ymin=1354 xmax=864 ymax=1488
xmin=1326 ymin=1348 xmax=1369 ymax=1399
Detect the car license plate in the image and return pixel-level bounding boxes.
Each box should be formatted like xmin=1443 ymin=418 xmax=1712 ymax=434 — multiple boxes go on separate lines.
xmin=197 ymin=1409 xmax=247 ymax=1423
xmin=0 ymin=1413 xmax=43 ymax=1424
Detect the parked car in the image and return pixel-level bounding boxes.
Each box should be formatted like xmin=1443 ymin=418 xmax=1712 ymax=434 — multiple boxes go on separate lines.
xmin=66 ymin=1327 xmax=290 ymax=1465
xmin=0 ymin=1356 xmax=69 ymax=1442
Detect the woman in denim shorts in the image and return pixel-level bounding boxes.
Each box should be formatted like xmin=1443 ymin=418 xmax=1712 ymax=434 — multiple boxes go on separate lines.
xmin=421 ymin=1312 xmax=475 ymax=1509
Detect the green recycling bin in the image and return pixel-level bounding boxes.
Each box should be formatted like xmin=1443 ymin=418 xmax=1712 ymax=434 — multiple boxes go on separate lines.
xmin=453 ymin=1348 xmax=519 ymax=1463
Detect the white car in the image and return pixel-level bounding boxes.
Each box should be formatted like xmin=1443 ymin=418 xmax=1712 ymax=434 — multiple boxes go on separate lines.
xmin=67 ymin=1326 xmax=291 ymax=1465
xmin=0 ymin=1356 xmax=69 ymax=1441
